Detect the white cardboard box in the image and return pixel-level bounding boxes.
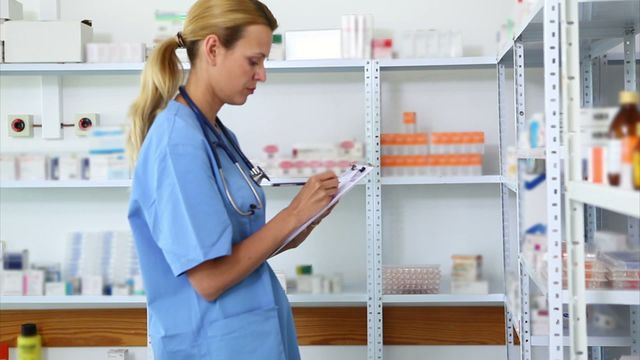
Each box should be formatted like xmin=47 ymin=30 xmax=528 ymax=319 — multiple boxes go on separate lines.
xmin=2 ymin=20 xmax=93 ymax=63
xmin=0 ymin=0 xmax=23 ymax=20
xmin=285 ymin=29 xmax=342 ymax=60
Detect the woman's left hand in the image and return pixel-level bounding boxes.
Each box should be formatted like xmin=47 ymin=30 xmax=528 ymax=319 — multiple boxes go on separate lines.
xmin=279 ymin=203 xmax=338 ymax=252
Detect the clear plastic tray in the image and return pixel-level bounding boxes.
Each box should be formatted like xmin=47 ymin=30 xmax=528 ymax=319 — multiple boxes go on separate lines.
xmin=610 ymin=279 xmax=640 ymax=290
xmin=563 ymin=279 xmax=610 ymax=289
xmin=383 ymin=265 xmax=441 ymax=295
xmin=600 ymin=251 xmax=640 ymax=270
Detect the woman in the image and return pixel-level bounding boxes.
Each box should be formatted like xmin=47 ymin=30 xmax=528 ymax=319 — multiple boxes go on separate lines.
xmin=127 ymin=0 xmax=339 ymax=358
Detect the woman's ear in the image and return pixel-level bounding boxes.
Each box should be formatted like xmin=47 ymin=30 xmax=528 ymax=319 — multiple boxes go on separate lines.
xmin=202 ymin=34 xmax=221 ymax=66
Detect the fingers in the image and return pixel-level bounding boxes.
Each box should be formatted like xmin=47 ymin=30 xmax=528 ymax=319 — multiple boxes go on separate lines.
xmin=315 ymin=170 xmax=338 ymax=182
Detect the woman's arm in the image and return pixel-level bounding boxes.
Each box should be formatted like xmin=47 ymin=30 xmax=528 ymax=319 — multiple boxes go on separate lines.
xmin=186 ymin=171 xmax=338 ymax=301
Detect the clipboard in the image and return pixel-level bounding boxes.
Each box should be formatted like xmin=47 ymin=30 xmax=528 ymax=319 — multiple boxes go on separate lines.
xmin=272 ymin=163 xmax=374 ymax=255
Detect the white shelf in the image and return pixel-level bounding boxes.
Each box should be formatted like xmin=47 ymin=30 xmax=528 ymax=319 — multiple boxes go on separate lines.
xmin=567 ymin=182 xmax=640 ymax=218
xmin=381 ymin=175 xmax=502 ymax=185
xmin=382 ymin=293 xmax=504 ymax=306
xmin=0 ymin=59 xmax=368 ymax=75
xmin=521 ymin=255 xmax=640 ymax=305
xmin=378 ymin=57 xmax=496 ymax=70
xmin=287 ymin=292 xmax=367 ymax=307
xmin=0 ymin=293 xmax=367 ymax=309
xmin=517 ymin=148 xmax=546 ymax=159
xmin=0 ymin=180 xmax=132 ymax=188
xmin=531 ymin=335 xmax=633 ymax=347
xmin=520 ymin=256 xmax=548 ymax=295
xmin=505 ymin=179 xmax=518 ymax=193
xmin=514 ymin=0 xmax=639 ymax=43
xmin=0 ymin=296 xmax=147 ymax=309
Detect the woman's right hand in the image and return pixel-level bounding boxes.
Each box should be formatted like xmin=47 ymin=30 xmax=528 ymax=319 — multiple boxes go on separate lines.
xmin=286 ymin=171 xmax=339 ymax=226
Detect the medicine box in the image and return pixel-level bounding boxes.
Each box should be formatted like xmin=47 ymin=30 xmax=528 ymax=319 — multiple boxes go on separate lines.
xmin=2 ymin=20 xmax=93 ymax=63
xmin=0 ymin=0 xmax=23 ymax=20
xmin=285 ymin=29 xmax=342 ymax=60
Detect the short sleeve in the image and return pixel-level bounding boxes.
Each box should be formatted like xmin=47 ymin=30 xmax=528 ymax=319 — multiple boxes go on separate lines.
xmin=150 ymin=140 xmax=233 ymax=277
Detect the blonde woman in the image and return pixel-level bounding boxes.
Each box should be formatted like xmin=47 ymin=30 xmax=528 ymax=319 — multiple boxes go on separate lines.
xmin=127 ymin=0 xmax=338 ymax=358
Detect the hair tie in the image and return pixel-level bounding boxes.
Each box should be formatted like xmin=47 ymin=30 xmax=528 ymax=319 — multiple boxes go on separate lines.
xmin=176 ymin=32 xmax=186 ymax=48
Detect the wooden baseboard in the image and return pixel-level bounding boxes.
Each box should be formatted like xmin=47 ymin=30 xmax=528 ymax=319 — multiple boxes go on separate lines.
xmin=1 ymin=306 xmax=506 ymax=347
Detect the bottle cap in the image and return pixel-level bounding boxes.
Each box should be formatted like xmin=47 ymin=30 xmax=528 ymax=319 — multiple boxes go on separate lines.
xmin=619 ymin=91 xmax=639 ymax=105
xmin=272 ymin=34 xmax=283 ymax=44
xmin=21 ymin=323 xmax=38 ymax=337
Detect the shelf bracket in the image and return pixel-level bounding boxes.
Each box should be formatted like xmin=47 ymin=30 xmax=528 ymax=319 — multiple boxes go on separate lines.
xmin=41 ymin=76 xmax=63 ymax=139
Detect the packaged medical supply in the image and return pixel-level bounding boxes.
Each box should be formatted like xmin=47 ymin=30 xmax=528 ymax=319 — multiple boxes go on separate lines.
xmin=285 ymin=29 xmax=342 ymax=60
xmin=268 ymin=34 xmax=284 ymax=61
xmin=594 ymin=231 xmax=629 ymax=252
xmin=372 ymin=39 xmax=393 ymax=59
xmin=16 ymin=154 xmax=47 ymax=181
xmin=451 ymin=280 xmax=489 ymax=295
xmin=608 ymin=91 xmax=640 ymax=188
xmin=44 ymin=282 xmax=66 ymax=296
xmin=0 ymin=154 xmax=16 ymax=181
xmin=634 ymin=126 xmax=640 ymax=190
xmin=0 ymin=0 xmax=22 ymax=20
xmin=0 ymin=270 xmax=23 ymax=295
xmin=403 ymin=112 xmax=417 ymax=133
xmin=107 ymin=349 xmax=128 ymax=360
xmin=153 ymin=10 xmax=186 ymax=44
xmin=24 ymin=270 xmax=44 ymax=296
xmin=86 ymin=43 xmax=146 ymax=63
xmin=451 ymin=255 xmax=482 ymax=282
xmin=2 ymin=20 xmax=93 ymax=63
xmin=383 ymin=265 xmax=441 ymax=294
xmin=341 ymin=14 xmax=373 ymax=59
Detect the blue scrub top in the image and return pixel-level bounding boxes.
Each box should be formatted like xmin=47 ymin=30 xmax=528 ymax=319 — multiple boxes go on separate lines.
xmin=128 ymin=100 xmax=300 ymax=360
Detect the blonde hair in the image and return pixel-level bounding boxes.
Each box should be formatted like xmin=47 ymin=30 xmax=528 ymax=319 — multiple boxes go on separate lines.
xmin=127 ymin=0 xmax=278 ymax=164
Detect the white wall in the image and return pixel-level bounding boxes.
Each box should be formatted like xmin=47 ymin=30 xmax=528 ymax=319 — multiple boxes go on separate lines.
xmin=1 ymin=1 xmax=517 ymax=359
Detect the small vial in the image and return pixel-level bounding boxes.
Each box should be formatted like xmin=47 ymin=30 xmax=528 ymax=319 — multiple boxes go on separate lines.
xmin=279 ymin=160 xmax=293 ymax=177
xmin=403 ymin=112 xmax=417 ymax=133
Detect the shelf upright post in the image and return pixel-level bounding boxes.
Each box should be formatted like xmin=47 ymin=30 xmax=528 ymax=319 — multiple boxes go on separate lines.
xmin=513 ymin=37 xmax=531 ymax=360
xmin=581 ymin=44 xmax=601 ymax=244
xmin=520 ymin=260 xmax=532 ymax=360
xmin=561 ymin=0 xmax=588 ymax=359
xmin=623 ymin=26 xmax=640 ymax=358
xmin=623 ymin=28 xmax=637 ymax=92
xmin=497 ymin=60 xmax=515 ymax=359
xmin=544 ymin=0 xmax=565 ymax=359
xmin=365 ymin=60 xmax=383 ymax=360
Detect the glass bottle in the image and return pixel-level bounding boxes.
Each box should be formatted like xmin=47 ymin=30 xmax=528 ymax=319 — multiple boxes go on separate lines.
xmin=633 ymin=126 xmax=640 ymax=190
xmin=608 ymin=91 xmax=640 ymax=187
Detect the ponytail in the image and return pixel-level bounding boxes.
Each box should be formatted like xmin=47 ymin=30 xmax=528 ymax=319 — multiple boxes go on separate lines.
xmin=127 ymin=38 xmax=184 ymax=165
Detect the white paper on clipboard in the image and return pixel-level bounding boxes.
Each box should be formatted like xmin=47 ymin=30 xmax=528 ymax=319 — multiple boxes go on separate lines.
xmin=272 ymin=163 xmax=373 ymax=255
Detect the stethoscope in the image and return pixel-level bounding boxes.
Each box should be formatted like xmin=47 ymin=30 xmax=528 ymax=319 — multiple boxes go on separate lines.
xmin=178 ymin=86 xmax=269 ymax=216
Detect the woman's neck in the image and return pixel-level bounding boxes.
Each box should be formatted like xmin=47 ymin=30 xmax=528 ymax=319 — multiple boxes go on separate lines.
xmin=177 ymin=73 xmax=223 ymax=126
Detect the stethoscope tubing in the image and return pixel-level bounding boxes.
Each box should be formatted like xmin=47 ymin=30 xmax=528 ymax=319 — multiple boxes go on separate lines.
xmin=178 ymin=86 xmax=264 ymax=216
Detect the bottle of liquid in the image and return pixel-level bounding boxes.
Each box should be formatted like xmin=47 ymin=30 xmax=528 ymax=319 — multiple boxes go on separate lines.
xmin=633 ymin=126 xmax=640 ymax=190
xmin=608 ymin=91 xmax=640 ymax=187
xmin=403 ymin=112 xmax=417 ymax=133
xmin=17 ymin=323 xmax=41 ymax=360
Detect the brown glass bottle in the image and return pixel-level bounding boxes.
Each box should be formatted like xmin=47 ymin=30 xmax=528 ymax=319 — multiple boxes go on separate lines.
xmin=633 ymin=126 xmax=640 ymax=190
xmin=608 ymin=91 xmax=640 ymax=187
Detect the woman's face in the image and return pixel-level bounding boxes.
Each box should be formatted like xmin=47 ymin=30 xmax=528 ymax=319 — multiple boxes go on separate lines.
xmin=213 ymin=24 xmax=272 ymax=106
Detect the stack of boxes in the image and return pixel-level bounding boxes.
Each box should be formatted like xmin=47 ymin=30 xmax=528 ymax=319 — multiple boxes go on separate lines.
xmin=381 ymin=112 xmax=485 ymax=177
xmin=450 ymin=255 xmax=489 ymax=294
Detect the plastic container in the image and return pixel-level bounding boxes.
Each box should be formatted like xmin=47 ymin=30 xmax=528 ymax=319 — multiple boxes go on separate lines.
xmin=601 ymin=251 xmax=640 ymax=280
xmin=17 ymin=323 xmax=41 ymax=360
xmin=382 ymin=265 xmax=441 ymax=294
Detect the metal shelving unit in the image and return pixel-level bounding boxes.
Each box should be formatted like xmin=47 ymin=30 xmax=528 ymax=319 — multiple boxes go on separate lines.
xmin=0 ymin=293 xmax=368 ymax=310
xmin=1 ymin=56 xmax=511 ymax=359
xmin=498 ymin=0 xmax=640 ymax=359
